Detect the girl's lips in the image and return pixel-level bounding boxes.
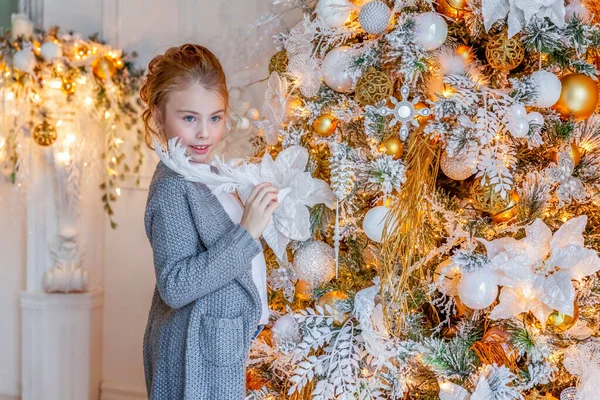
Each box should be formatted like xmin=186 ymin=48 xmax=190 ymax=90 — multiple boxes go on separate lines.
xmin=189 ymin=144 xmax=210 ymax=155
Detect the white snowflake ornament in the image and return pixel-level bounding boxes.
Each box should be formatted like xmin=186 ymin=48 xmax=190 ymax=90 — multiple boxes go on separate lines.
xmin=365 ymin=85 xmax=431 ymax=141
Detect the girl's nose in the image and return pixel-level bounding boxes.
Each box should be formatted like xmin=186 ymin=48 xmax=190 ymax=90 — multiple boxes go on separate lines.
xmin=195 ymin=124 xmax=209 ymax=139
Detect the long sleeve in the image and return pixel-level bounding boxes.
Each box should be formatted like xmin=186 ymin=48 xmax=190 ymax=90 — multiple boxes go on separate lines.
xmin=147 ymin=178 xmax=261 ymax=309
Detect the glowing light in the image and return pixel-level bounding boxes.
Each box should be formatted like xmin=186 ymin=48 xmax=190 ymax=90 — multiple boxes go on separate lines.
xmin=0 ymin=138 xmax=5 ymax=149
xmin=77 ymin=76 xmax=87 ymax=84
xmin=85 ymin=96 xmax=93 ymax=105
xmin=111 ymin=157 xmax=117 ymax=163
xmin=104 ymin=111 xmax=111 ymax=119
xmin=115 ymin=187 xmax=121 ymax=196
xmin=65 ymin=134 xmax=76 ymax=144
xmin=56 ymin=120 xmax=63 ymax=127
xmin=5 ymin=91 xmax=14 ymax=101
xmin=115 ymin=138 xmax=125 ymax=145
xmin=48 ymin=78 xmax=63 ymax=89
xmin=32 ymin=93 xmax=40 ymax=102
xmin=83 ymin=162 xmax=88 ymax=167
xmin=56 ymin=152 xmax=71 ymax=164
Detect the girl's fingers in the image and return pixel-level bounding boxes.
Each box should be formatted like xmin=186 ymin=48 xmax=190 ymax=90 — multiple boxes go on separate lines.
xmin=254 ymin=186 xmax=279 ymax=207
xmin=258 ymin=192 xmax=278 ymax=211
xmin=247 ymin=182 xmax=271 ymax=204
xmin=265 ymin=200 xmax=279 ymax=215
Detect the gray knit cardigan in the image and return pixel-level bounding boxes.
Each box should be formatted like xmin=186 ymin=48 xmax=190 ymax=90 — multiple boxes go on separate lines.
xmin=143 ymin=160 xmax=262 ymax=399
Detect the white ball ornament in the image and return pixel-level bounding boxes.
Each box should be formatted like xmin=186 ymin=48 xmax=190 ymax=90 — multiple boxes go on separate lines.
xmin=246 ymin=107 xmax=260 ymax=121
xmin=272 ymin=314 xmax=301 ymax=345
xmin=237 ymin=117 xmax=251 ymax=130
xmin=414 ymin=12 xmax=448 ymax=51
xmin=507 ymin=118 xmax=530 ymax=138
xmin=322 ymin=46 xmax=355 ymax=93
xmin=358 ymin=1 xmax=391 ymax=35
xmin=13 ymin=49 xmax=36 ymax=73
xmin=293 ymin=240 xmax=336 ymax=287
xmin=526 ymin=111 xmax=544 ymax=126
xmin=40 ymin=42 xmax=62 ymax=61
xmin=363 ymin=206 xmax=396 ymax=243
xmin=508 ymin=103 xmax=526 ymax=119
xmin=531 ymin=70 xmax=562 ymax=108
xmin=457 ymin=271 xmax=498 ymax=310
xmin=316 ymin=0 xmax=352 ymax=28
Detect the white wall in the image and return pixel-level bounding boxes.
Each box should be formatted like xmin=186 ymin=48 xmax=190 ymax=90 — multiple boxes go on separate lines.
xmin=0 ymin=186 xmax=25 ymax=397
xmin=1 ymin=0 xmax=297 ymax=397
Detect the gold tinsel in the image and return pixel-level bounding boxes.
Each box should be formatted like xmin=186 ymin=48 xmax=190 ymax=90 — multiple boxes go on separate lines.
xmin=355 ymin=68 xmax=393 ymax=106
xmin=485 ymin=30 xmax=525 ymax=71
xmin=269 ymin=49 xmax=289 ymax=75
xmin=379 ymin=125 xmax=441 ymax=335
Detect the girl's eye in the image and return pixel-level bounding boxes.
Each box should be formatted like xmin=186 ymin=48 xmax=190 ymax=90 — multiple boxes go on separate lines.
xmin=210 ymin=115 xmax=222 ymax=123
xmin=183 ymin=115 xmax=196 ymax=122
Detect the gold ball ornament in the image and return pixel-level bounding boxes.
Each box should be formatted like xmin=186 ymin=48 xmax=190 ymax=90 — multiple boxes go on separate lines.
xmin=317 ymin=291 xmax=350 ymax=325
xmin=546 ymin=302 xmax=579 ymax=333
xmin=295 ymin=279 xmax=313 ymax=301
xmin=92 ymin=56 xmax=117 ymax=80
xmin=436 ymin=0 xmax=467 ymax=18
xmin=379 ymin=137 xmax=403 ymax=160
xmin=490 ymin=191 xmax=520 ymax=223
xmin=268 ymin=49 xmax=288 ymax=75
xmin=485 ymin=30 xmax=525 ymax=71
xmin=313 ymin=114 xmax=338 ymax=136
xmin=61 ymin=78 xmax=76 ymax=96
xmin=285 ymin=98 xmax=303 ymax=119
xmin=33 ymin=121 xmax=58 ymax=147
xmin=550 ymin=142 xmax=582 ymax=167
xmin=553 ymin=73 xmax=599 ymax=121
xmin=355 ymin=68 xmax=393 ymax=106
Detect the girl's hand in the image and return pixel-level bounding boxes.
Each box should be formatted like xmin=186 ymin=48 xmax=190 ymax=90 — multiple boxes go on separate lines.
xmin=240 ymin=183 xmax=280 ymax=239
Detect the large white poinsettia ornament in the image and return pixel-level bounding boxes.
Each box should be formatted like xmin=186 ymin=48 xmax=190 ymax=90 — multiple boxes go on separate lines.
xmin=479 ymin=216 xmax=600 ymax=325
xmin=482 ymin=0 xmax=566 ymax=38
xmin=155 ymin=137 xmax=336 ymax=259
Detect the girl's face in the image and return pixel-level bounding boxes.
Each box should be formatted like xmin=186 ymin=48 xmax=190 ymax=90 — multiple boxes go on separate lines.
xmin=154 ymin=83 xmax=226 ymax=164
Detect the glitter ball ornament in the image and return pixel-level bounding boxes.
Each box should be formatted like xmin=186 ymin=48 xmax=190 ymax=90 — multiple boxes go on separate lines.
xmin=317 ymin=290 xmax=350 ymax=325
xmin=313 ymin=114 xmax=338 ymax=136
xmin=355 ymin=68 xmax=393 ymax=106
xmin=485 ymin=30 xmax=524 ymax=71
xmin=379 ymin=137 xmax=403 ymax=160
xmin=268 ymin=49 xmax=288 ymax=75
xmin=322 ymin=46 xmax=354 ymax=93
xmin=92 ymin=56 xmax=117 ymax=80
xmin=547 ymin=302 xmax=579 ymax=333
xmin=440 ymin=151 xmax=476 ymax=180
xmin=553 ymin=73 xmax=599 ymax=121
xmin=33 ymin=120 xmax=58 ymax=147
xmin=358 ymin=1 xmax=391 ymax=35
xmin=293 ymin=240 xmax=336 ymax=287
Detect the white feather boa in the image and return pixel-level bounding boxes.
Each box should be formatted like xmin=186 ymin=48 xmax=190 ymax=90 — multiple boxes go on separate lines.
xmin=154 ymin=137 xmax=336 ymax=259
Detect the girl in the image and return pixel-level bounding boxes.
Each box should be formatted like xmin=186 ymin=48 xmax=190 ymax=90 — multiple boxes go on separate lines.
xmin=140 ymin=43 xmax=278 ymax=399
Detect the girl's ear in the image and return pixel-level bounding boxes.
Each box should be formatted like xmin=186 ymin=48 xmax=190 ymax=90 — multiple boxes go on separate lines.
xmin=152 ymin=106 xmax=165 ymax=130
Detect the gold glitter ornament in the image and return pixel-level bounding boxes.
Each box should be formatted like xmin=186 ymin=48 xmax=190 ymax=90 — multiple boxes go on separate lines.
xmin=61 ymin=78 xmax=76 ymax=96
xmin=355 ymin=68 xmax=393 ymax=106
xmin=33 ymin=120 xmax=58 ymax=146
xmin=268 ymin=49 xmax=288 ymax=75
xmin=440 ymin=151 xmax=476 ymax=180
xmin=485 ymin=30 xmax=525 ymax=71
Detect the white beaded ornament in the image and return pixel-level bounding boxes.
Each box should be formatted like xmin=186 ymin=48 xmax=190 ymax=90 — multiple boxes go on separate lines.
xmin=358 ymin=1 xmax=391 ymax=35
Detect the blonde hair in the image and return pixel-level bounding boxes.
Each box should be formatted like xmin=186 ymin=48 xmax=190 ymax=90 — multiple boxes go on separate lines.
xmin=139 ymin=43 xmax=229 ymax=150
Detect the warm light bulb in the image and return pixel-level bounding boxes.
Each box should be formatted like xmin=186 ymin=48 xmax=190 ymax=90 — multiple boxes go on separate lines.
xmin=65 ymin=134 xmax=76 ymax=144
xmin=85 ymin=97 xmax=93 ymax=105
xmin=48 ymin=78 xmax=63 ymax=89
xmin=115 ymin=187 xmax=121 ymax=196
xmin=6 ymin=91 xmax=14 ymax=101
xmin=56 ymin=120 xmax=63 ymax=127
xmin=105 ymin=111 xmax=111 ymax=119
xmin=115 ymin=138 xmax=125 ymax=145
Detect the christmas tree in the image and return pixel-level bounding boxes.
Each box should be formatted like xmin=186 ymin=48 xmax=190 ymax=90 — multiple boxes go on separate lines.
xmin=245 ymin=0 xmax=600 ymax=399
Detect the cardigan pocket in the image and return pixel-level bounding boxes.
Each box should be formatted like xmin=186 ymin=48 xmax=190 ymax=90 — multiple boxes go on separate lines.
xmin=199 ymin=314 xmax=245 ymax=367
